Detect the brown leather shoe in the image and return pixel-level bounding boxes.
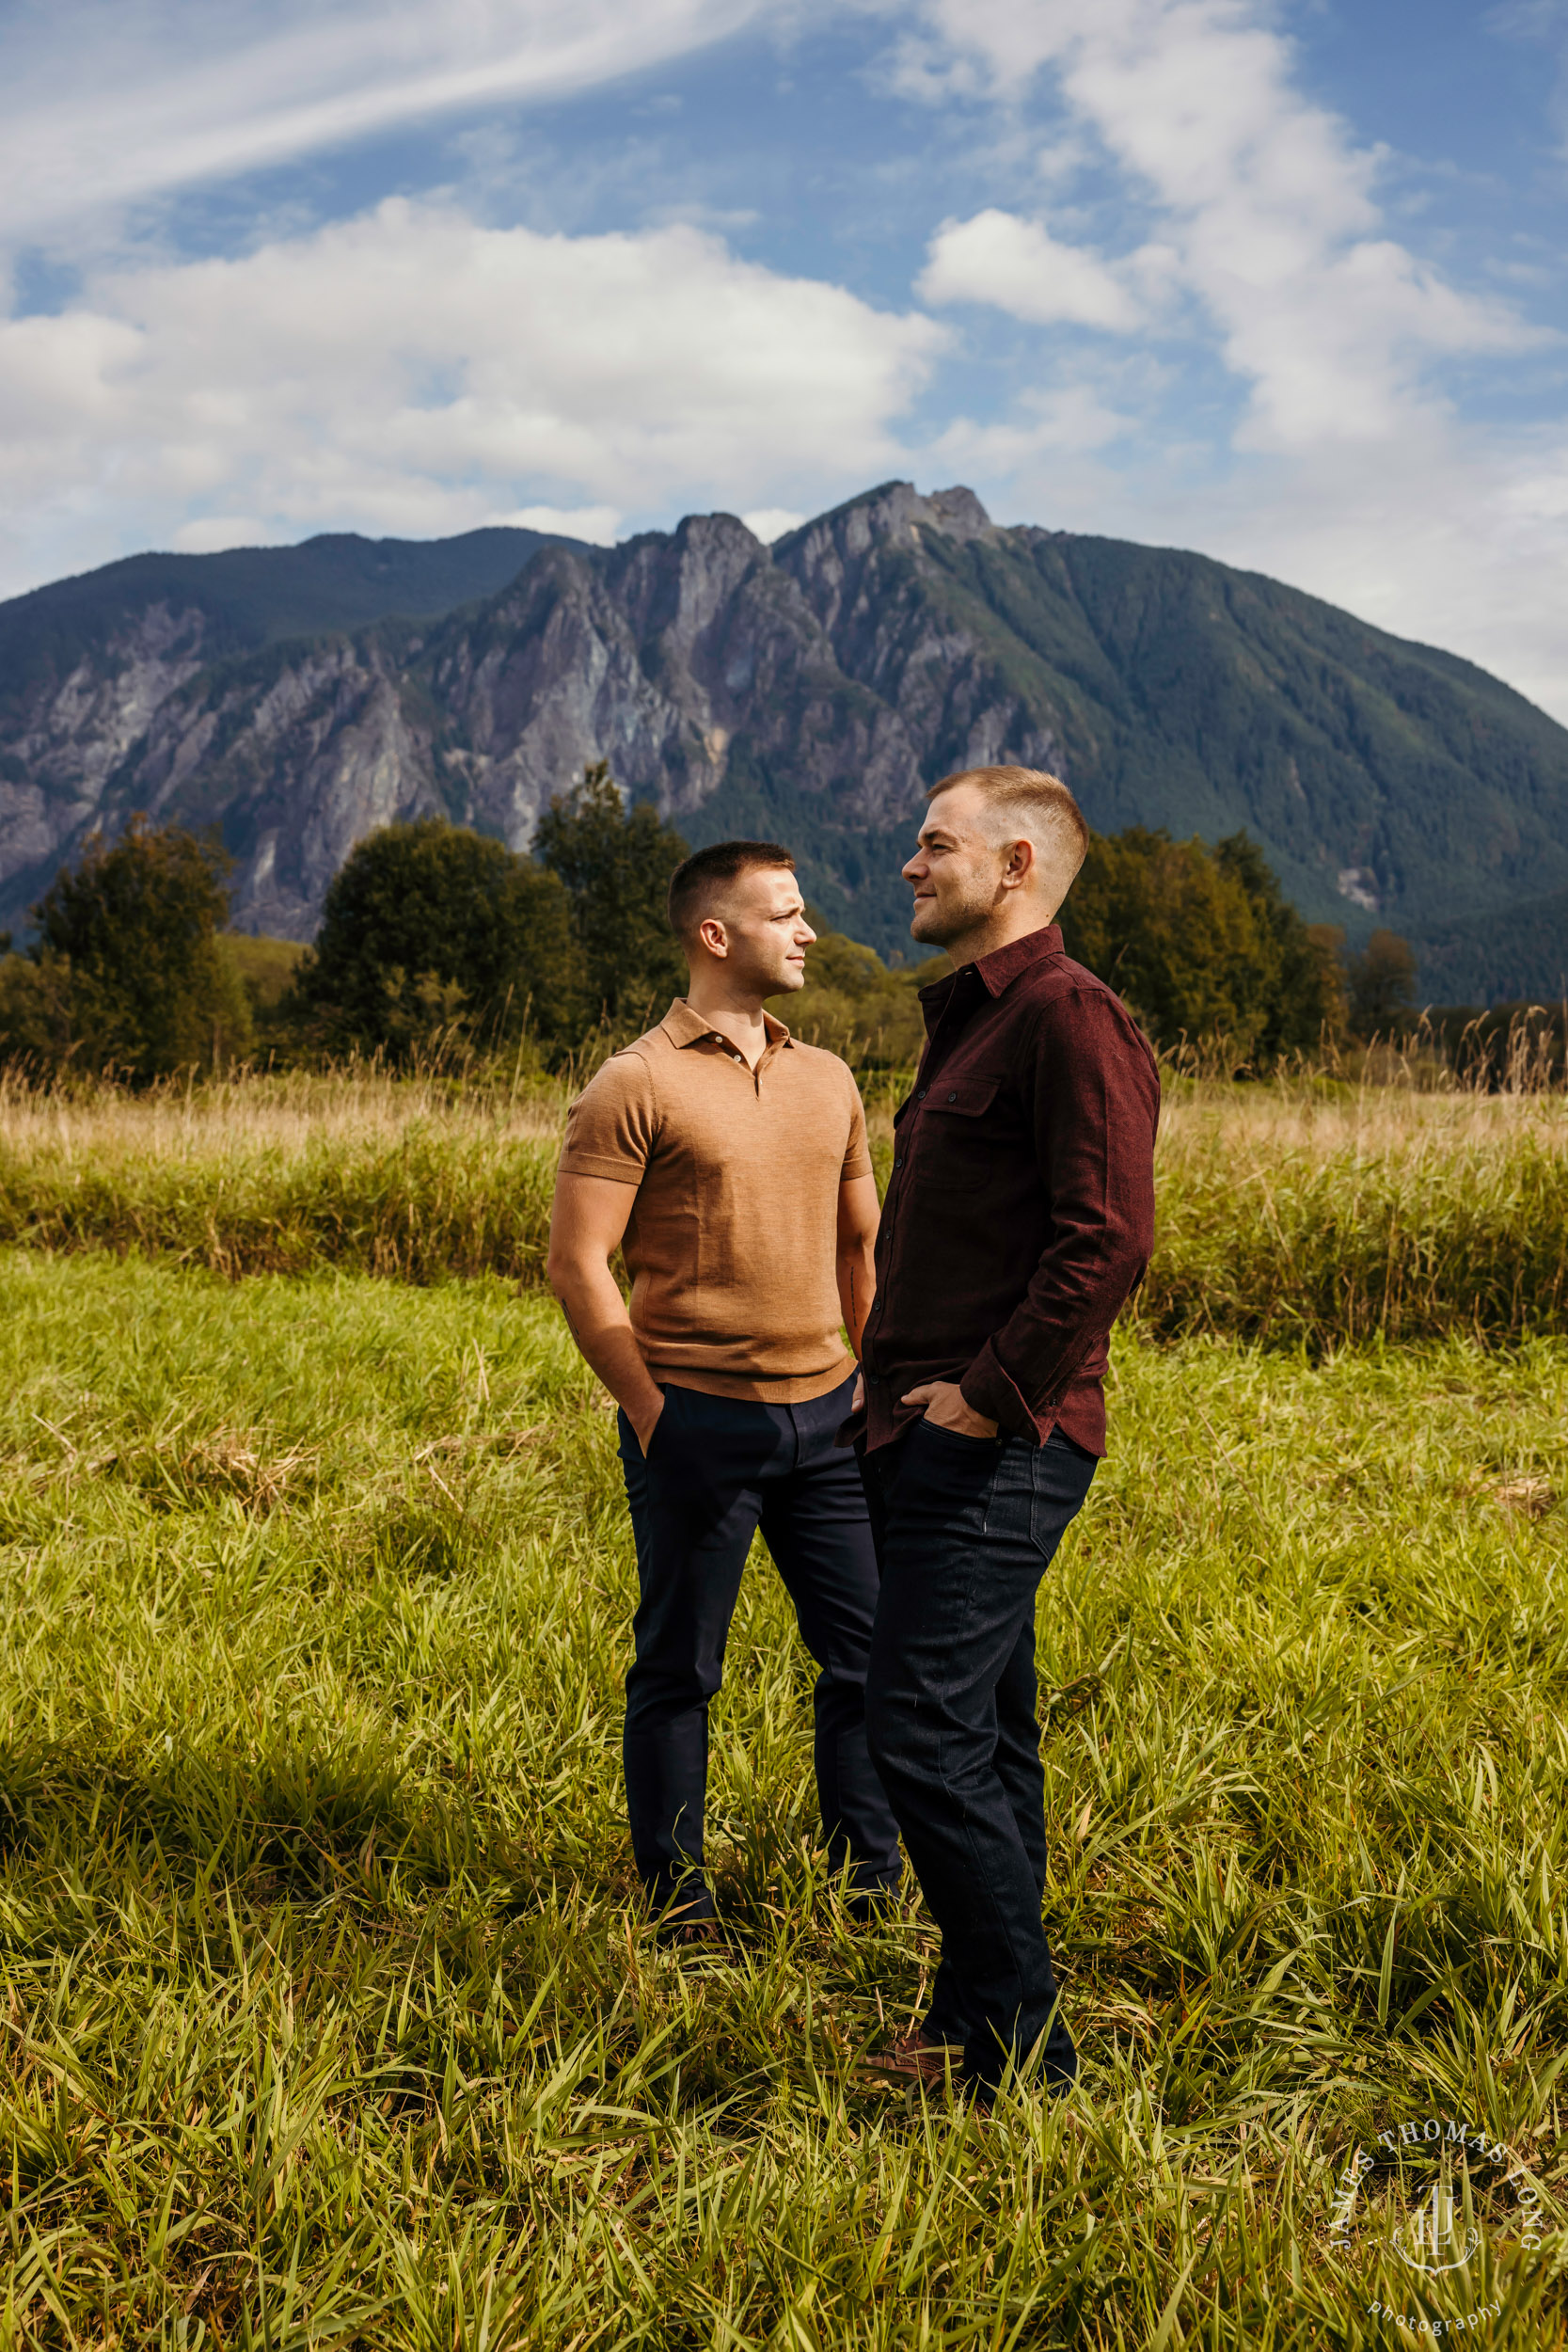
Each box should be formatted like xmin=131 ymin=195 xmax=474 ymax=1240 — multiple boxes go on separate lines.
xmin=864 ymin=2030 xmax=963 ymax=2089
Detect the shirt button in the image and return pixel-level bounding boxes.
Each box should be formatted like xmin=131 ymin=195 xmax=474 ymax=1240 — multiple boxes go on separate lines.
xmin=947 ymin=1090 xmax=958 ymax=1103
xmin=917 ymin=1088 xmax=927 ymax=1099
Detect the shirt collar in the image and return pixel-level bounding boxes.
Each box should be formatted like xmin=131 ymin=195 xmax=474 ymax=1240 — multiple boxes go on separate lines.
xmin=659 ymin=997 xmax=793 ymax=1049
xmin=917 ymin=923 xmax=1064 ymax=1008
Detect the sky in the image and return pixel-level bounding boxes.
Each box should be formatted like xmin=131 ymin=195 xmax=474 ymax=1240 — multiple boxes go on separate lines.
xmin=2 ymin=0 xmax=1567 ymax=714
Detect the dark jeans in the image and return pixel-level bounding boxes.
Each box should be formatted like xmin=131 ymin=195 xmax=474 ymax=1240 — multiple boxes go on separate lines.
xmin=616 ymin=1375 xmax=900 ymax=1919
xmin=861 ymin=1419 xmax=1098 ymax=2088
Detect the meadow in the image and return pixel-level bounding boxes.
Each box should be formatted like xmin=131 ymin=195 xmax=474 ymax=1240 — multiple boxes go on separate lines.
xmin=2 ymin=1063 xmax=1567 ymax=2344
xmin=6 ymin=1058 xmax=1568 ymax=1344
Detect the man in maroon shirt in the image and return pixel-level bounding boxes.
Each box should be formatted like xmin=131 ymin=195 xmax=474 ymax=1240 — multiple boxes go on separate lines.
xmin=853 ymin=763 xmax=1159 ymax=2098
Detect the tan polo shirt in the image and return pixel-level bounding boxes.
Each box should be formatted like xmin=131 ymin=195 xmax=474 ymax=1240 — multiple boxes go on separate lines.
xmin=559 ymin=997 xmax=872 ymax=1402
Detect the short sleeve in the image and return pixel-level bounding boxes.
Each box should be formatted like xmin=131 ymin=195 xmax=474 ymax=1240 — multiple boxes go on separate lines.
xmin=840 ymin=1066 xmax=873 ymax=1184
xmin=560 ymin=1051 xmax=658 ymax=1185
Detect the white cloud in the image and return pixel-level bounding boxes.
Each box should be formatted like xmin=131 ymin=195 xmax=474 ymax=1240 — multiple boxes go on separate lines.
xmin=171 ymin=516 xmax=286 ymax=554
xmin=0 ymin=0 xmax=770 ymax=236
xmin=491 ymin=505 xmax=623 ymax=546
xmin=0 ymin=198 xmax=942 ymax=597
xmin=7 ymin=0 xmax=1568 ymax=739
xmin=929 ymin=381 xmax=1136 ymax=469
xmin=740 ymin=507 xmax=808 ymax=542
xmin=913 ymin=0 xmax=1544 ymax=449
xmin=892 ymin=0 xmax=1568 ymax=721
xmin=917 ymin=209 xmax=1144 ymax=331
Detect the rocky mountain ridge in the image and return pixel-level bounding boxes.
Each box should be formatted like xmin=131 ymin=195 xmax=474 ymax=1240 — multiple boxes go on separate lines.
xmin=5 ymin=485 xmax=1568 ymax=993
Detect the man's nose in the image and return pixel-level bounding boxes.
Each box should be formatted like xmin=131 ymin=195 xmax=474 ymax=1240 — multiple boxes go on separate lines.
xmin=902 ymin=854 xmax=926 ymax=882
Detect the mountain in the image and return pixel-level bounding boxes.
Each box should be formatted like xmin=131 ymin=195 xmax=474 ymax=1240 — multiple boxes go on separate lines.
xmin=1413 ymin=890 xmax=1568 ymax=1008
xmin=0 ymin=524 xmax=578 ymax=937
xmin=3 ymin=483 xmax=1566 ymax=994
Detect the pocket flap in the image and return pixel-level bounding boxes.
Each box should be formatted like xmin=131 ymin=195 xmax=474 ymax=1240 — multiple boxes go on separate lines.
xmin=927 ymin=1076 xmax=1000 ymax=1118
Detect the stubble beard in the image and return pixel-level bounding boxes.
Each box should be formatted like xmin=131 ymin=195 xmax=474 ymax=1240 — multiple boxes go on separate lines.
xmin=911 ymin=875 xmax=991 ymax=950
xmin=735 ymin=942 xmax=804 ymax=995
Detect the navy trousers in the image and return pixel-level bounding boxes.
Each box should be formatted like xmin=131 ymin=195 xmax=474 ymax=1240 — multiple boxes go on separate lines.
xmin=616 ymin=1375 xmax=900 ymax=1918
xmin=861 ymin=1419 xmax=1097 ymax=2088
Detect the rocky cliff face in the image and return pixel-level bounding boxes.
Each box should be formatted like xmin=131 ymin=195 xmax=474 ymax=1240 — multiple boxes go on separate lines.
xmin=0 ymin=603 xmax=210 ymax=910
xmin=423 ymin=515 xmax=918 ymax=839
xmin=8 ymin=482 xmax=1568 ymax=985
xmin=2 ymin=498 xmax=954 ymax=943
xmin=774 ymin=484 xmax=1065 ymax=783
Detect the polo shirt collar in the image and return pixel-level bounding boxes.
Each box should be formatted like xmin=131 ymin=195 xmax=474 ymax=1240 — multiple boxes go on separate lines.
xmin=917 ymin=922 xmax=1064 ymax=1008
xmin=659 ymin=998 xmax=793 ymax=1048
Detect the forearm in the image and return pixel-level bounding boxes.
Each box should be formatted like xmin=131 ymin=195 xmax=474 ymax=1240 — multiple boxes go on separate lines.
xmin=959 ymin=1226 xmax=1151 ymax=1430
xmin=549 ymin=1261 xmax=665 ymax=1423
xmin=837 ymin=1239 xmax=877 ymax=1359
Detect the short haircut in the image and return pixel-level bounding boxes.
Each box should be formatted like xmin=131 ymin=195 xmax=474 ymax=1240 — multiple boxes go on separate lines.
xmin=667 ymin=839 xmax=797 ymax=942
xmin=927 ymin=764 xmax=1089 ymax=878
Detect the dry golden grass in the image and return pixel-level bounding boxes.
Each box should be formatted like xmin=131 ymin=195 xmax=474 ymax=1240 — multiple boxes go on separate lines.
xmin=0 ymin=1057 xmax=567 ymax=1159
xmin=1157 ymin=1073 xmax=1568 ymax=1166
xmin=0 ymin=1060 xmax=567 ymax=1284
xmin=6 ymin=1055 xmax=1568 ymax=1347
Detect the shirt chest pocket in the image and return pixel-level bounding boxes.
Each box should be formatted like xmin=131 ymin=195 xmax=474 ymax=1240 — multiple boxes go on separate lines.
xmin=911 ymin=1076 xmax=1004 ymax=1188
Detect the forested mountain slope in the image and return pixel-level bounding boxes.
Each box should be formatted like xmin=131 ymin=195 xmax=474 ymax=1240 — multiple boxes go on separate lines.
xmin=3 ymin=484 xmax=1563 ymax=995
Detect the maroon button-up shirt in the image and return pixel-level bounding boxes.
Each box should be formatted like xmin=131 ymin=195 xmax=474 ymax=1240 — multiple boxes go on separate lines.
xmin=851 ymin=923 xmax=1160 ymax=1457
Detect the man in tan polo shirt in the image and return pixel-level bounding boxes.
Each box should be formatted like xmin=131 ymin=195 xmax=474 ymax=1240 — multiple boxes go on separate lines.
xmin=546 ymin=838 xmax=899 ymax=1937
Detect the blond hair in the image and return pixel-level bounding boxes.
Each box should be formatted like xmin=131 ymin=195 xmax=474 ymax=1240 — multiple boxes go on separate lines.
xmin=926 ymin=764 xmax=1088 ymax=884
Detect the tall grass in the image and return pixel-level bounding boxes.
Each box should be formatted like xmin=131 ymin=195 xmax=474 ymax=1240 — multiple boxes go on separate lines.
xmin=2 ymin=1250 xmax=1567 ymax=2343
xmin=1143 ymin=1080 xmax=1568 ymax=1346
xmin=8 ymin=1058 xmax=1568 ymax=1347
xmin=0 ymin=1061 xmax=564 ymax=1284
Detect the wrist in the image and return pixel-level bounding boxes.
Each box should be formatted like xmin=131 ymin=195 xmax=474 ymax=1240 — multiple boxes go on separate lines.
xmin=958 ymin=1358 xmax=1016 ymax=1437
xmin=954 ymin=1396 xmax=999 ymax=1437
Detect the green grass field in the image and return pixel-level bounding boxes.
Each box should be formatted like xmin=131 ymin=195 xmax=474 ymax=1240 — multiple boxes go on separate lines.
xmin=3 ymin=1233 xmax=1567 ymax=2345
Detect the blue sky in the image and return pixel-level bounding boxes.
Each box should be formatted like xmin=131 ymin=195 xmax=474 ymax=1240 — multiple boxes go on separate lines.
xmin=2 ymin=1 xmax=1567 ymax=713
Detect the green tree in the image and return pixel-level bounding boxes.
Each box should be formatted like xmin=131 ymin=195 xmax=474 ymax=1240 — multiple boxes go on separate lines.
xmin=1213 ymin=832 xmax=1343 ymax=1053
xmin=1344 ymin=928 xmax=1418 ymax=1037
xmin=292 ymin=818 xmax=580 ymax=1057
xmin=1061 ymin=827 xmax=1274 ymax=1057
xmin=3 ymin=817 xmax=252 ymax=1079
xmin=0 ymin=947 xmax=72 ymax=1068
xmin=534 ymin=763 xmax=689 ymax=1025
xmin=1058 ymin=827 xmax=1342 ymax=1063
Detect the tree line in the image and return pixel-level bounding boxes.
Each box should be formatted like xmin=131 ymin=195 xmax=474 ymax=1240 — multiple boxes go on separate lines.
xmin=0 ymin=769 xmax=1420 ymax=1082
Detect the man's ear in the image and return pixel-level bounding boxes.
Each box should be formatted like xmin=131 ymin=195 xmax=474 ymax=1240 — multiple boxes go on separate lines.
xmin=1000 ymin=836 xmax=1037 ymax=891
xmin=696 ymin=914 xmax=729 ymax=959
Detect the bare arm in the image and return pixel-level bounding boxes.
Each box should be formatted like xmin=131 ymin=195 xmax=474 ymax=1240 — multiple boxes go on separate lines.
xmin=836 ymin=1172 xmax=879 ymax=1361
xmin=546 ymin=1171 xmax=666 ymax=1454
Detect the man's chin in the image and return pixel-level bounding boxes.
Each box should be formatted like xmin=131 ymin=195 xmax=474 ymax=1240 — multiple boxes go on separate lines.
xmin=909 ymin=906 xmax=949 ymax=947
